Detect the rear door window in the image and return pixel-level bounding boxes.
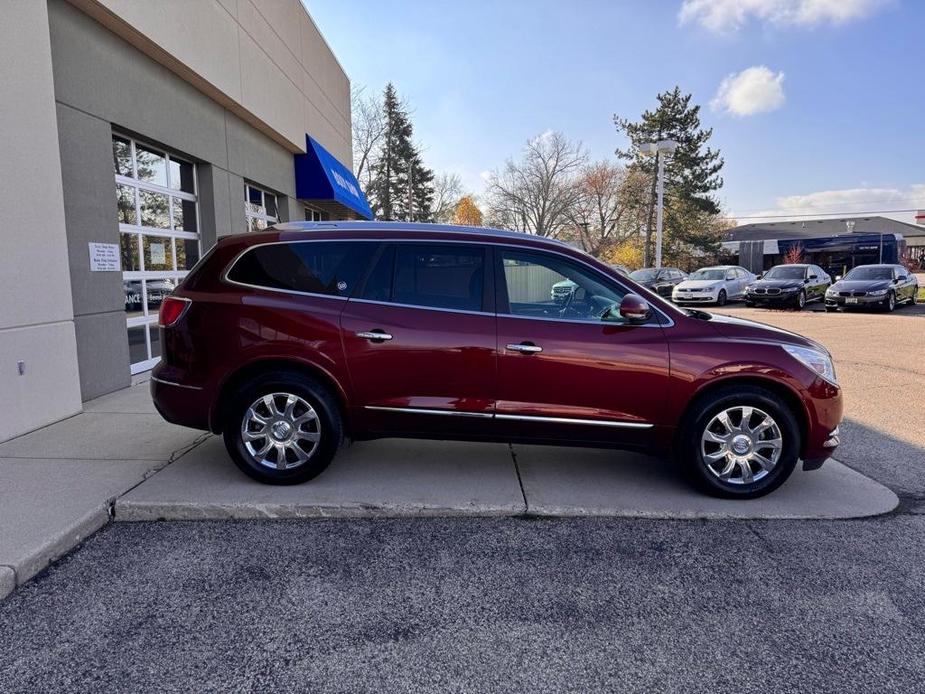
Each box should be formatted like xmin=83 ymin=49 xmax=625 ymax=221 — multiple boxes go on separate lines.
xmin=361 ymin=243 xmax=486 ymax=312
xmin=227 ymin=241 xmax=376 ymax=297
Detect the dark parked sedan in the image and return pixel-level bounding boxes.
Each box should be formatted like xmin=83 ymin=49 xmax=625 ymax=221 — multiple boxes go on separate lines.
xmin=745 ymin=264 xmax=830 ymax=310
xmin=629 ymin=267 xmax=687 ymax=297
xmin=824 ymin=264 xmax=919 ymax=312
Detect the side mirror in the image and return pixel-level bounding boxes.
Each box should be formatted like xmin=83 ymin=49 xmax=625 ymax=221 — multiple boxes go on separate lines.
xmin=756 ymin=273 xmax=763 ymax=280
xmin=618 ymin=293 xmax=652 ymax=324
xmin=836 ymin=275 xmax=843 ymax=281
xmin=809 ymin=274 xmax=818 ymax=280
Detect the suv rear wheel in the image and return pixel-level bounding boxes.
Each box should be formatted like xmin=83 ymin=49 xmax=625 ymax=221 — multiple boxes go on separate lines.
xmin=223 ymin=371 xmax=343 ymax=484
xmin=677 ymin=385 xmax=800 ymax=499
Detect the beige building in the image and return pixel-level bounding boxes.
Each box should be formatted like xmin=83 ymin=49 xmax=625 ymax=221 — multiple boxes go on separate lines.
xmin=0 ymin=0 xmax=368 ymax=442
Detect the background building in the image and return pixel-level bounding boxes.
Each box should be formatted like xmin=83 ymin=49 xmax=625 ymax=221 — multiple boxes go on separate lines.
xmin=721 ymin=216 xmax=925 ymax=276
xmin=0 ymin=0 xmax=369 ymax=442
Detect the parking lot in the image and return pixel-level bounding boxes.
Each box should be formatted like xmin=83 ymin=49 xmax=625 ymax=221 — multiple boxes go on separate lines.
xmin=1 ymin=301 xmax=923 ymax=692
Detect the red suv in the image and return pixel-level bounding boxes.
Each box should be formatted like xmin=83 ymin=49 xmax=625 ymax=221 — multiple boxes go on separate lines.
xmin=152 ymin=222 xmax=842 ymax=498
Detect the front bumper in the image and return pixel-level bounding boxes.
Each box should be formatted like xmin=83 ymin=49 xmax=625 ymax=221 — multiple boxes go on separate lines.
xmin=673 ymin=292 xmax=718 ymax=304
xmin=799 ymin=375 xmax=843 ymax=470
xmin=825 ymin=294 xmax=887 ymax=309
xmin=746 ymin=291 xmax=801 ymax=304
xmin=803 ymin=426 xmax=840 ymax=470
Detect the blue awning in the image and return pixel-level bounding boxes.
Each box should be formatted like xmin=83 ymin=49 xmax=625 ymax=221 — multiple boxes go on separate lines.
xmin=294 ymin=135 xmax=373 ymax=220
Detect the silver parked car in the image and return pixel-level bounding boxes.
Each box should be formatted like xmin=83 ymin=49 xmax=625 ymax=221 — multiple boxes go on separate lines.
xmin=672 ymin=265 xmax=756 ymax=306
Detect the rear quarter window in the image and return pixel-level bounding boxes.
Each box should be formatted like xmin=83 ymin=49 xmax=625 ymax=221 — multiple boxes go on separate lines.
xmin=227 ymin=241 xmax=376 ymax=297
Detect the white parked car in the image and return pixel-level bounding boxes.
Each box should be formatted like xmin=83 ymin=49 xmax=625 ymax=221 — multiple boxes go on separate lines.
xmin=672 ymin=265 xmax=756 ymax=306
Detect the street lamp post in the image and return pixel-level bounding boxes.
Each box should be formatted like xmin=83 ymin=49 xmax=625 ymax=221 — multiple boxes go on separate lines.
xmin=639 ymin=140 xmax=679 ymax=269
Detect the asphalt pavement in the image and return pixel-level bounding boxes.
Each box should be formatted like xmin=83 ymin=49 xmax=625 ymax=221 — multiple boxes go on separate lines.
xmin=2 ymin=516 xmax=925 ymax=693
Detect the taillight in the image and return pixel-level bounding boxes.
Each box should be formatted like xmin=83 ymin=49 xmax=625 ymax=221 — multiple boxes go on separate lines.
xmin=159 ymin=296 xmax=190 ymax=327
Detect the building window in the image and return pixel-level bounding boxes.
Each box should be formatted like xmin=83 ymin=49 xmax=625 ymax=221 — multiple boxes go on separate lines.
xmin=113 ymin=133 xmax=200 ymax=374
xmin=304 ymin=206 xmax=326 ymax=222
xmin=245 ymin=183 xmax=278 ymax=231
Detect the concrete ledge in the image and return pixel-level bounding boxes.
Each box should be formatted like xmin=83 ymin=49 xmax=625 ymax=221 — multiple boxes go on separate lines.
xmin=0 ymin=457 xmax=164 ymax=597
xmin=117 ymin=437 xmax=897 ymax=521
xmin=12 ymin=505 xmax=111 ymax=587
xmin=116 ymin=438 xmax=527 ymax=520
xmin=0 ymin=566 xmax=14 ymax=600
xmin=514 ymin=446 xmax=899 ymax=519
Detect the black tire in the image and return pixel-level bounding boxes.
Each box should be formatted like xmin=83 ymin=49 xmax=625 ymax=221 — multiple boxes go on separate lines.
xmin=676 ymin=385 xmax=801 ymax=499
xmin=825 ymin=306 xmax=837 ymax=312
xmin=885 ymin=291 xmax=896 ymax=312
xmin=222 ymin=371 xmax=343 ymax=484
xmin=795 ymin=291 xmax=806 ymax=310
xmin=716 ymin=289 xmax=727 ymax=306
xmin=744 ymin=300 xmax=755 ymax=307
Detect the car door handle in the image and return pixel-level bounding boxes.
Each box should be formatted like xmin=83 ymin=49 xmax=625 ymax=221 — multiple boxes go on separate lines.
xmin=356 ymin=330 xmax=393 ymax=341
xmin=506 ymin=342 xmax=542 ymax=354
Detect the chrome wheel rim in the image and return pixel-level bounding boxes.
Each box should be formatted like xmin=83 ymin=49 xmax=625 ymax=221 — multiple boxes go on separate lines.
xmin=888 ymin=293 xmax=895 ymax=310
xmin=700 ymin=406 xmax=783 ymax=485
xmin=241 ymin=393 xmax=320 ymax=470
xmin=798 ymin=292 xmax=805 ymax=308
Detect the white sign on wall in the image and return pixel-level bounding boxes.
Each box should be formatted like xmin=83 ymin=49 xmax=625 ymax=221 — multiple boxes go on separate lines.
xmin=149 ymin=242 xmax=166 ymax=265
xmin=88 ymin=242 xmax=121 ymax=272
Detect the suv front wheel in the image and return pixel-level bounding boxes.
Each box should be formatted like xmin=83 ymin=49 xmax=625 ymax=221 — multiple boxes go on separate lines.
xmin=677 ymin=385 xmax=800 ymax=499
xmin=223 ymin=371 xmax=343 ymax=484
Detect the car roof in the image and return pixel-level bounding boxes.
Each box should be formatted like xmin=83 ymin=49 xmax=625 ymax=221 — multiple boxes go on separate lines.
xmin=271 ymin=220 xmax=574 ymax=248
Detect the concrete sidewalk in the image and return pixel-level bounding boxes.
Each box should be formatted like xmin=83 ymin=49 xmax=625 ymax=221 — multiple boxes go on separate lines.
xmin=0 ymin=382 xmax=900 ymax=601
xmin=0 ymin=384 xmax=207 ymax=599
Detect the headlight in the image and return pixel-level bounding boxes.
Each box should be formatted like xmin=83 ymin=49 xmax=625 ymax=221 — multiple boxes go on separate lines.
xmin=782 ymin=344 xmax=837 ymax=385
xmin=780 ymin=285 xmax=800 ymax=293
xmin=868 ymin=289 xmax=888 ymax=297
xmin=825 ymin=288 xmax=837 ymax=296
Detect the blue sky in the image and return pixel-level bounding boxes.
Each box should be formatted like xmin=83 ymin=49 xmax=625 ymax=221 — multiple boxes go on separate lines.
xmin=307 ymin=0 xmax=924 ymax=223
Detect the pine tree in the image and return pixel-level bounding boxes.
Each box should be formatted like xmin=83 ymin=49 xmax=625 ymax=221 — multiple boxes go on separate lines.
xmin=615 ymin=87 xmax=724 ymax=264
xmin=367 ymin=83 xmax=434 ymax=222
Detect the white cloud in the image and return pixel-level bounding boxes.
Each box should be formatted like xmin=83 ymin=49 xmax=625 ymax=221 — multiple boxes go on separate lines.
xmin=711 ymin=66 xmax=785 ymax=116
xmin=679 ymin=0 xmax=890 ymax=33
xmin=735 ymin=184 xmax=925 ymax=223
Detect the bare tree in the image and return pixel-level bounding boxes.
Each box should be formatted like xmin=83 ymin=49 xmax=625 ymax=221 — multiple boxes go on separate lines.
xmin=351 ymin=85 xmax=386 ymax=190
xmin=431 ymin=172 xmax=463 ymax=223
xmin=566 ymin=160 xmax=633 ymax=256
xmin=484 ymin=131 xmax=587 ymax=237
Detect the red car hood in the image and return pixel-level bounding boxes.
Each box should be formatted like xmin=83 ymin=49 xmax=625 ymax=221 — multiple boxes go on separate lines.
xmin=701 ymin=311 xmax=828 ymax=354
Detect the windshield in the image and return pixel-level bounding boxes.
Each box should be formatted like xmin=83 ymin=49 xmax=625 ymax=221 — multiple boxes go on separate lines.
xmin=630 ymin=269 xmax=657 ymax=282
xmin=764 ymin=266 xmax=805 ymax=280
xmin=844 ymin=266 xmax=892 ymax=281
xmin=688 ymin=269 xmax=726 ymax=281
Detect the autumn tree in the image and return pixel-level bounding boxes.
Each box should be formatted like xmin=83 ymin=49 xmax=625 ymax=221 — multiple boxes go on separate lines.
xmin=484 ymin=131 xmax=586 ymax=237
xmin=431 ymin=172 xmax=463 ymax=223
xmin=565 ymin=160 xmax=635 ymax=257
xmin=453 ymin=195 xmax=483 ymax=227
xmin=615 ymin=87 xmax=724 ymax=264
xmin=783 ymin=244 xmax=806 ymax=264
